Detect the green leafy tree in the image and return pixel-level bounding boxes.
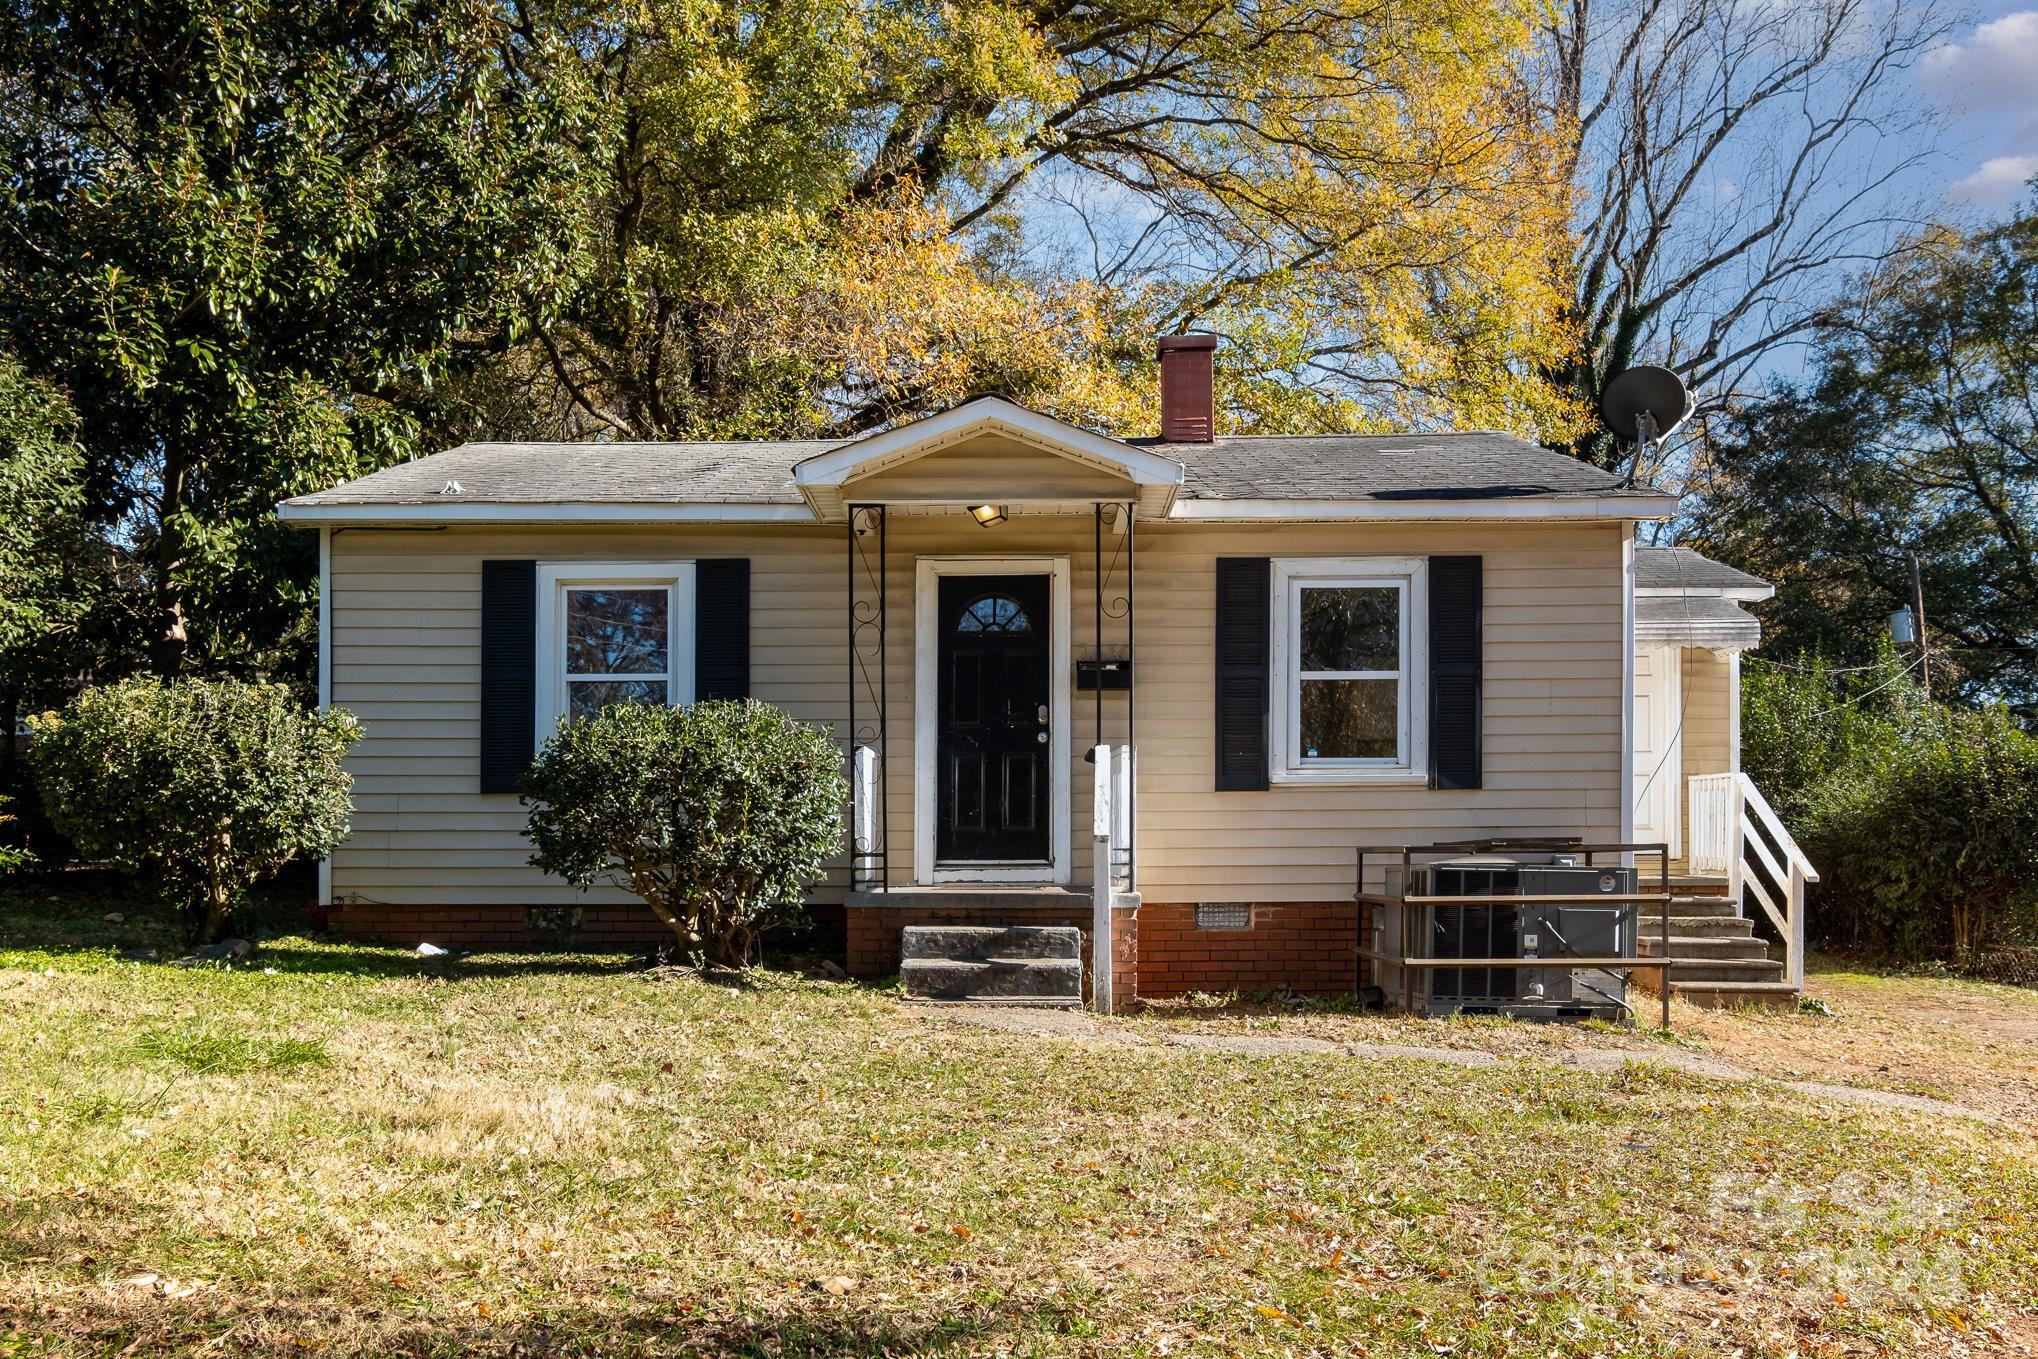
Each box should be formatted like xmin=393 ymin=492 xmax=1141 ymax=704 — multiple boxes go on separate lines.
xmin=0 ymin=353 xmax=104 ymax=843
xmin=499 ymin=0 xmax=1582 ymax=444
xmin=1692 ymin=209 xmax=2038 ymax=717
xmin=0 ymin=0 xmax=598 ymax=678
xmin=27 ymin=680 xmax=361 ymax=942
xmin=0 ymin=353 xmax=90 ymax=659
xmin=522 ymin=700 xmax=846 ymax=967
xmin=1740 ymin=648 xmax=1921 ymax=825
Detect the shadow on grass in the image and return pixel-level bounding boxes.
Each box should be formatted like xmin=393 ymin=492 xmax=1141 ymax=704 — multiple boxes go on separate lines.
xmin=3 ymin=1286 xmax=1024 ymax=1358
xmin=0 ymin=1214 xmax=1027 ymax=1356
xmin=0 ymin=867 xmax=843 ymax=987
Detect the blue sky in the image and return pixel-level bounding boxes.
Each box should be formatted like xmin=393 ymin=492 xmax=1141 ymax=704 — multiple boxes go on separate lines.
xmin=1922 ymin=6 xmax=2038 ymax=214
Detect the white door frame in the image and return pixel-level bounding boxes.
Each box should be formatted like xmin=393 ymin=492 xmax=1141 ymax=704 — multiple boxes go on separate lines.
xmin=1632 ymin=644 xmax=1683 ymax=860
xmin=914 ymin=556 xmax=1072 ymax=885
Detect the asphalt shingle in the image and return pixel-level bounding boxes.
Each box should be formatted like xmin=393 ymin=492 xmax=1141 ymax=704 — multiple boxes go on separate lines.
xmin=1634 ymin=546 xmax=1771 ymax=592
xmin=284 ymin=428 xmax=1663 ymax=507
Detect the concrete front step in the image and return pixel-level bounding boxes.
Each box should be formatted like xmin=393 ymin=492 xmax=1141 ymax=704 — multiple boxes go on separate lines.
xmin=900 ymin=956 xmax=1084 ymax=1003
xmin=1639 ymin=934 xmax=1772 ymax=961
xmin=900 ymin=925 xmax=1080 ymax=961
xmin=1670 ymin=980 xmax=1801 ymax=1011
xmin=898 ymin=925 xmax=1085 ymax=1005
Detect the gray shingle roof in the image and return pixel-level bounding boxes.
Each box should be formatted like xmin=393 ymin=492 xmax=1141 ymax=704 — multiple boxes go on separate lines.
xmin=283 ymin=428 xmax=1669 ymax=509
xmin=1140 ymin=432 xmax=1646 ymax=501
xmin=1635 ymin=547 xmax=1771 ymax=592
xmin=1635 ymin=594 xmax=1763 ymax=649
xmin=288 ymin=440 xmax=830 ymax=506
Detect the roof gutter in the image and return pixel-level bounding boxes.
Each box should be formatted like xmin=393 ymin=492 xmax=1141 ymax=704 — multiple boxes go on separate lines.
xmin=1163 ymin=495 xmax=1677 ymax=522
xmin=277 ymin=492 xmax=1677 ymax=527
xmin=275 ymin=501 xmax=817 ymax=526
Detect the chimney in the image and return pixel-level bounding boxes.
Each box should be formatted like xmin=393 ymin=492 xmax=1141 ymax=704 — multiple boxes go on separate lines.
xmin=1157 ymin=332 xmax=1217 ymax=442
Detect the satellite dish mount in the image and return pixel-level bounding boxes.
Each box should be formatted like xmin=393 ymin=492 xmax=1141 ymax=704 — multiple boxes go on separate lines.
xmin=1599 ymin=365 xmax=1691 ymax=485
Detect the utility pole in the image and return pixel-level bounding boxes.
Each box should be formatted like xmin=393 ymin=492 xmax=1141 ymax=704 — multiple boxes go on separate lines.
xmin=1908 ymin=550 xmax=1931 ymax=699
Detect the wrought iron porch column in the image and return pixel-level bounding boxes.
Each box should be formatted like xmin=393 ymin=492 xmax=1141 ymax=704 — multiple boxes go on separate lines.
xmin=846 ymin=504 xmax=887 ymax=891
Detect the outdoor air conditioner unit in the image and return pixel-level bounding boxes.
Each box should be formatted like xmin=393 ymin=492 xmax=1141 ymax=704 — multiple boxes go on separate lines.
xmin=1372 ymin=853 xmax=1636 ymax=1021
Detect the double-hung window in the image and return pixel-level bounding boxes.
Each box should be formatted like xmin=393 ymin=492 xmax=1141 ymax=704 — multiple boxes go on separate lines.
xmin=1269 ymin=558 xmax=1427 ymax=782
xmin=535 ymin=563 xmax=695 ymax=738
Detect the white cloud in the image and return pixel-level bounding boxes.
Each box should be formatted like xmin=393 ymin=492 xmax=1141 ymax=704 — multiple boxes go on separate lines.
xmin=1921 ymin=12 xmax=2038 ymax=114
xmin=1947 ymin=155 xmax=2038 ymax=206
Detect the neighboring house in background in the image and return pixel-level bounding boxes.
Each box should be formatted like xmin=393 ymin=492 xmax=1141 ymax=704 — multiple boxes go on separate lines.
xmin=278 ymin=334 xmax=1808 ymax=1010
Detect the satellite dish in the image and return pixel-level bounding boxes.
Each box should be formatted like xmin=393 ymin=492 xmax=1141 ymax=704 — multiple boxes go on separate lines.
xmin=1599 ymin=366 xmax=1691 ymax=444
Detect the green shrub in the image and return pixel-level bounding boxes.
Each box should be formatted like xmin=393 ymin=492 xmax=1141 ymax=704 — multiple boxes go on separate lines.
xmin=27 ymin=679 xmax=360 ymax=942
xmin=521 ymin=700 xmax=845 ymax=967
xmin=1741 ymin=649 xmax=1918 ymax=826
xmin=0 ymin=795 xmax=27 ymax=873
xmin=1800 ymin=704 xmax=2038 ymax=965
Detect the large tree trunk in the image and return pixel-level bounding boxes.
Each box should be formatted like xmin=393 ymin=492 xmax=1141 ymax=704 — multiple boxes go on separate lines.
xmin=150 ymin=457 xmax=191 ymax=677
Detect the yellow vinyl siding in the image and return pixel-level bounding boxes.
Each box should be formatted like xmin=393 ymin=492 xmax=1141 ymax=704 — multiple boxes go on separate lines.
xmin=843 ymin=434 xmax=1137 ymax=503
xmin=326 ymin=519 xmax=1626 ymax=908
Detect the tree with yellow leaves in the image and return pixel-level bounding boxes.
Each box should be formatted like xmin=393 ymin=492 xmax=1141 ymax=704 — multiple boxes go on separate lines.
xmin=486 ymin=0 xmax=1584 ymax=444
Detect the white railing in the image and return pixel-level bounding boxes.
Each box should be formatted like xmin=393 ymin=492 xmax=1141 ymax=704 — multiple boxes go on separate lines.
xmin=1091 ymin=743 xmax=1136 ymax=1013
xmin=1687 ymin=772 xmax=1820 ymax=988
xmin=851 ymin=744 xmax=879 ymax=887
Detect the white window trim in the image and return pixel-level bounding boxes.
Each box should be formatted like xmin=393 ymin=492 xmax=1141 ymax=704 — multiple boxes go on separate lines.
xmin=1269 ymin=557 xmax=1429 ymax=785
xmin=535 ymin=562 xmax=696 ymax=744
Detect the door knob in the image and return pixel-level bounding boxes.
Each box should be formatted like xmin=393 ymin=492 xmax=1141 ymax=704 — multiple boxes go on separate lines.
xmin=1036 ymin=731 xmax=1048 ymax=744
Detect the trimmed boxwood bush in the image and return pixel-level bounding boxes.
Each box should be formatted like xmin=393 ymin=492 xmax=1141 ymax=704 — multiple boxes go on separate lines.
xmin=27 ymin=679 xmax=361 ymax=941
xmin=520 ymin=699 xmax=845 ymax=967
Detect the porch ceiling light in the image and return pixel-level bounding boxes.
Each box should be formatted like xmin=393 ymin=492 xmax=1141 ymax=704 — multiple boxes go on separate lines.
xmin=969 ymin=503 xmax=1009 ymax=527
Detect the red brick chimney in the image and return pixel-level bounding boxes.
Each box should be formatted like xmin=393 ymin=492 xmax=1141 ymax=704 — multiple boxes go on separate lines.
xmin=1157 ymin=332 xmax=1217 ymax=442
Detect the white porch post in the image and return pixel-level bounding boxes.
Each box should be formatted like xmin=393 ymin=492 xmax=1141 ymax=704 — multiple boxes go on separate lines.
xmin=1092 ymin=744 xmax=1115 ymax=1014
xmin=317 ymin=526 xmax=332 ymax=911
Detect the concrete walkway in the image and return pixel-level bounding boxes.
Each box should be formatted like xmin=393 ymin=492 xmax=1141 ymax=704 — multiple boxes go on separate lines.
xmin=928 ymin=1003 xmax=2013 ymax=1128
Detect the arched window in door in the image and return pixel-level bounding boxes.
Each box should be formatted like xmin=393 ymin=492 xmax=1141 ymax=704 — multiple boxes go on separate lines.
xmin=954 ymin=593 xmax=1034 ymax=634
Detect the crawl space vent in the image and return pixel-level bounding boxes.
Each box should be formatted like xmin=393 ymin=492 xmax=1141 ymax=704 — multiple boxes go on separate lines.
xmin=1196 ymin=903 xmax=1253 ymax=931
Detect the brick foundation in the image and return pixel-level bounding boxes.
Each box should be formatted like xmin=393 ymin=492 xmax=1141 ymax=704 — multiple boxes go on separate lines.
xmin=1136 ymin=901 xmax=1360 ymax=998
xmin=333 ymin=895 xmax=1354 ymax=1004
xmin=332 ymin=900 xmax=676 ymax=950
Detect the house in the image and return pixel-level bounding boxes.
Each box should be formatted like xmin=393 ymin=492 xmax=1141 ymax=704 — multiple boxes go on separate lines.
xmin=279 ymin=334 xmax=1809 ymax=1009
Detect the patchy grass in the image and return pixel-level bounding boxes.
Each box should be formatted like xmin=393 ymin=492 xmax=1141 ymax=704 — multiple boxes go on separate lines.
xmin=2 ymin=880 xmax=2036 ymax=1356
xmin=131 ymin=1026 xmax=331 ymax=1074
xmin=1131 ymin=957 xmax=2038 ymax=1126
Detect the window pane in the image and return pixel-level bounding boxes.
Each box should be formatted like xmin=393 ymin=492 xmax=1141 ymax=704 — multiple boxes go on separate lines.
xmin=1299 ymin=678 xmax=1398 ymax=760
xmin=566 ymin=588 xmax=668 ymax=676
xmin=569 ymin=679 xmax=668 ymax=721
xmin=1299 ymin=586 xmax=1398 ymax=672
xmin=956 ymin=594 xmax=1033 ymax=634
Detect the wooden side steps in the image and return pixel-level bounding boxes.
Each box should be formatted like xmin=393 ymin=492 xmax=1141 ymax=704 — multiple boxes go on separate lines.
xmin=1634 ymin=888 xmax=1800 ymax=1011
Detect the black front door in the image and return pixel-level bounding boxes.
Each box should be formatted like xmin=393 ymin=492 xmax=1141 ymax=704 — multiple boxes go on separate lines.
xmin=937 ymin=573 xmax=1052 ymax=863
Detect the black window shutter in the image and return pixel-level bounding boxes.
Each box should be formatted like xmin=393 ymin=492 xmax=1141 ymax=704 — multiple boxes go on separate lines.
xmin=479 ymin=559 xmax=537 ymax=794
xmin=694 ymin=558 xmax=751 ymax=701
xmin=1428 ymin=555 xmax=1483 ymax=790
xmin=1214 ymin=557 xmax=1271 ymax=791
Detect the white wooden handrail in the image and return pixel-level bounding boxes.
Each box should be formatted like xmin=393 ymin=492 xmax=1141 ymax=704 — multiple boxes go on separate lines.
xmin=1687 ymin=771 xmax=1817 ymax=989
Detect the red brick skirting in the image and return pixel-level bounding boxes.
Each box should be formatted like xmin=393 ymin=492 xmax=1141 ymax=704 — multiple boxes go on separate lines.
xmin=334 ymin=895 xmax=1355 ymax=1002
xmin=1136 ymin=901 xmax=1360 ymax=998
xmin=332 ymin=900 xmax=675 ymax=950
